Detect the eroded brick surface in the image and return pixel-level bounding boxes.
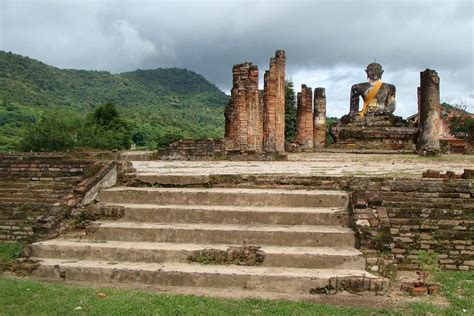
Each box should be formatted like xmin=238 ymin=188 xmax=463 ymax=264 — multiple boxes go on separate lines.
xmin=417 ymin=69 xmax=441 ymax=155
xmin=263 ymin=50 xmax=286 ymax=153
xmin=313 ymin=87 xmax=327 ymax=149
xmin=225 ymin=63 xmax=262 ymax=152
xmin=296 ymin=85 xmax=313 ymax=150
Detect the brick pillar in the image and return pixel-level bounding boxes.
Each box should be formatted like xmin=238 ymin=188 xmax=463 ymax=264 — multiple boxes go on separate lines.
xmin=313 ymin=87 xmax=327 ymax=149
xmin=296 ymin=84 xmax=313 ymax=150
xmin=224 ymin=62 xmax=262 ymax=152
xmin=263 ymin=50 xmax=286 ymax=153
xmin=417 ymin=69 xmax=441 ymax=155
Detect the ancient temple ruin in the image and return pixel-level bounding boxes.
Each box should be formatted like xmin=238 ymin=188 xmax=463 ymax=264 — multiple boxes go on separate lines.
xmin=295 ymin=85 xmax=313 ymax=150
xmin=162 ymin=54 xmax=448 ymax=159
xmin=225 ymin=50 xmax=286 ymax=154
xmin=224 ymin=63 xmax=262 ymax=152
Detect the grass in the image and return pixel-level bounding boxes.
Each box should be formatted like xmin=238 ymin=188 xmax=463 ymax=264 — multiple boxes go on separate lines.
xmin=0 ymin=277 xmax=387 ymax=315
xmin=0 ymin=243 xmax=23 ymax=263
xmin=0 ymin=271 xmax=472 ymax=315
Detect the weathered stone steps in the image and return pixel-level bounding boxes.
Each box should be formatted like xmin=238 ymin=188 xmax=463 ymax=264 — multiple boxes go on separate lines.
xmin=100 ymin=187 xmax=349 ymax=208
xmin=31 ymin=258 xmax=387 ymax=294
xmin=87 ymin=222 xmax=355 ymax=247
xmin=100 ymin=202 xmax=349 ymax=226
xmin=30 ymin=239 xmax=365 ymax=269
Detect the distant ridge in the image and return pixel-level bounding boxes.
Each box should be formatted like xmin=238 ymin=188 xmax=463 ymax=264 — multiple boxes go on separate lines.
xmin=0 ymin=51 xmax=229 ymax=150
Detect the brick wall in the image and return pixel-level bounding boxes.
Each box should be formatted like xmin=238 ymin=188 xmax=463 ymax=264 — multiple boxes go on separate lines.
xmin=0 ymin=154 xmax=93 ymax=242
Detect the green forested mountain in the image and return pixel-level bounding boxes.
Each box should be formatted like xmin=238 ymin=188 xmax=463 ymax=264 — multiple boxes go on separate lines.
xmin=0 ymin=51 xmax=228 ymax=151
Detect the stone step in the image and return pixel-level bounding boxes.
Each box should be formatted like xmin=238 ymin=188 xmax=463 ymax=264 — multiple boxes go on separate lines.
xmin=131 ymin=174 xmax=211 ymax=186
xmin=88 ymin=222 xmax=355 ymax=247
xmin=100 ymin=203 xmax=349 ymax=226
xmin=30 ymin=239 xmax=365 ymax=269
xmin=99 ymin=187 xmax=349 ymax=208
xmin=31 ymin=258 xmax=387 ymax=294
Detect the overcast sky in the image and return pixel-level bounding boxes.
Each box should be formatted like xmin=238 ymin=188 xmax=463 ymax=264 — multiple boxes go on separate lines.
xmin=1 ymin=0 xmax=473 ymax=117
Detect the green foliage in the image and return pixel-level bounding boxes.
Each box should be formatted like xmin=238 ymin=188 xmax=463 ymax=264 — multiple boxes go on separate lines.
xmin=19 ymin=109 xmax=81 ymax=152
xmin=0 ymin=51 xmax=228 ymax=151
xmin=447 ymin=103 xmax=474 ymax=142
xmin=416 ymin=250 xmax=440 ymax=283
xmin=19 ymin=103 xmax=133 ymax=151
xmin=0 ymin=243 xmax=23 ymax=263
xmin=157 ymin=130 xmax=184 ymax=148
xmin=326 ymin=117 xmax=340 ymax=145
xmin=284 ymin=79 xmax=297 ymax=142
xmin=417 ymin=250 xmax=440 ymax=274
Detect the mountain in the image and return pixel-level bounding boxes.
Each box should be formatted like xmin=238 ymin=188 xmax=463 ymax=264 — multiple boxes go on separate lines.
xmin=0 ymin=51 xmax=229 ymax=151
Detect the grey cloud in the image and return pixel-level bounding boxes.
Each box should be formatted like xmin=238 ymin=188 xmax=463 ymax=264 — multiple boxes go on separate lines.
xmin=1 ymin=0 xmax=472 ymax=115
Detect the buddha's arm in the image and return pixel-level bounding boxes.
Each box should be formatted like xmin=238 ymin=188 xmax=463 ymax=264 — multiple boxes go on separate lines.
xmin=350 ymin=84 xmax=360 ymax=114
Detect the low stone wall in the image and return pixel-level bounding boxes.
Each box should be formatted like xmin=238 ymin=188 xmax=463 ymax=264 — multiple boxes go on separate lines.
xmin=186 ymin=173 xmax=473 ymax=272
xmin=0 ymin=154 xmax=116 ymax=243
xmin=158 ymin=139 xmax=226 ymax=160
xmin=158 ymin=139 xmax=287 ymax=161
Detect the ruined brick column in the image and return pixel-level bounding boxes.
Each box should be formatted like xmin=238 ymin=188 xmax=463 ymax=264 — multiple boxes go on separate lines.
xmin=313 ymin=87 xmax=327 ymax=149
xmin=417 ymin=69 xmax=441 ymax=155
xmin=263 ymin=50 xmax=286 ymax=153
xmin=295 ymin=85 xmax=313 ymax=150
xmin=224 ymin=63 xmax=262 ymax=152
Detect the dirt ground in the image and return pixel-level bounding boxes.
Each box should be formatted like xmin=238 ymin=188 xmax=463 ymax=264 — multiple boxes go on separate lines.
xmin=133 ymin=152 xmax=474 ymax=178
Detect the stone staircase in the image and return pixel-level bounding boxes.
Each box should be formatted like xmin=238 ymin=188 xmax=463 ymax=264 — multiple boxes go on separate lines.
xmin=29 ymin=185 xmax=388 ymax=295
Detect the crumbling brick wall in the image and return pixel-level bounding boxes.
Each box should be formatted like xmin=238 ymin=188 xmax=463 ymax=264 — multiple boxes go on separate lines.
xmin=0 ymin=154 xmax=92 ymax=242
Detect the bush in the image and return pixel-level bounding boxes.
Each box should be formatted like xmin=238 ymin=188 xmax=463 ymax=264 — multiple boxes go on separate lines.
xmin=19 ymin=109 xmax=81 ymax=152
xmin=18 ymin=102 xmax=132 ymax=152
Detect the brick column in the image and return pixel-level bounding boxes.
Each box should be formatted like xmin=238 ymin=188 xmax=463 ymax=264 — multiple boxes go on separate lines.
xmin=224 ymin=63 xmax=262 ymax=152
xmin=313 ymin=87 xmax=327 ymax=149
xmin=296 ymin=84 xmax=313 ymax=150
xmin=417 ymin=69 xmax=441 ymax=155
xmin=263 ymin=50 xmax=286 ymax=153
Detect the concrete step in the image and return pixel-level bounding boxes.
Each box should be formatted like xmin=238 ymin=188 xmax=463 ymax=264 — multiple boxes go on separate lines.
xmin=31 ymin=258 xmax=387 ymax=294
xmin=99 ymin=187 xmax=349 ymax=208
xmin=88 ymin=222 xmax=355 ymax=247
xmin=30 ymin=239 xmax=365 ymax=269
xmin=100 ymin=203 xmax=349 ymax=226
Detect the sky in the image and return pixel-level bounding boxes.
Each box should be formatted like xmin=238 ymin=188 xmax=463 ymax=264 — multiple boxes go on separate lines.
xmin=1 ymin=0 xmax=473 ymax=117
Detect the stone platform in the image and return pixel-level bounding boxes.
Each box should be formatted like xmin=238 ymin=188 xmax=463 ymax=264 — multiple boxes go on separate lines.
xmin=130 ymin=152 xmax=471 ymax=179
xmin=331 ymin=114 xmax=418 ymax=151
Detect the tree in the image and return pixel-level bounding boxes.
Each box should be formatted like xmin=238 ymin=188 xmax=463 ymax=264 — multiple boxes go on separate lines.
xmin=285 ymin=79 xmax=297 ymax=142
xmin=79 ymin=102 xmax=132 ymax=150
xmin=19 ymin=109 xmax=81 ymax=152
xmin=448 ymin=103 xmax=474 ymax=142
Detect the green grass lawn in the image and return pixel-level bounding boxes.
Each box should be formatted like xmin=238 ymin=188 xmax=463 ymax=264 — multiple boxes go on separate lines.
xmin=0 ymin=271 xmax=472 ymax=315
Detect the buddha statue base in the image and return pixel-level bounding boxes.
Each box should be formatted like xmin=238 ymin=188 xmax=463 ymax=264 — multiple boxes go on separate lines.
xmin=331 ymin=113 xmax=418 ymax=151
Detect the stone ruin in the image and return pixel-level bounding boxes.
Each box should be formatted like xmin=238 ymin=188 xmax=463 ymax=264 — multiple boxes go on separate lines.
xmin=225 ymin=50 xmax=286 ymax=154
xmin=330 ymin=67 xmax=442 ymax=154
xmin=160 ymin=53 xmax=446 ymax=159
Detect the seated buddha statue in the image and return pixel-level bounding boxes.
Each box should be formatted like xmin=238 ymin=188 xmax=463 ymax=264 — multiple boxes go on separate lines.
xmin=349 ymin=63 xmax=396 ymax=117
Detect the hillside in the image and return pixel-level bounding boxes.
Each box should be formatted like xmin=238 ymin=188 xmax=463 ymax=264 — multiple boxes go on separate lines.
xmin=0 ymin=51 xmax=229 ymax=150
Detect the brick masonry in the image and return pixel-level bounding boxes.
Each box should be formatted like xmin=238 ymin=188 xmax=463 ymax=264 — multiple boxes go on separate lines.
xmin=296 ymin=85 xmax=313 ymax=150
xmin=417 ymin=69 xmax=441 ymax=155
xmin=205 ymin=173 xmax=473 ymax=272
xmin=313 ymin=87 xmax=327 ymax=149
xmin=224 ymin=63 xmax=263 ymax=152
xmin=263 ymin=50 xmax=286 ymax=153
xmin=0 ymin=154 xmax=107 ymax=243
